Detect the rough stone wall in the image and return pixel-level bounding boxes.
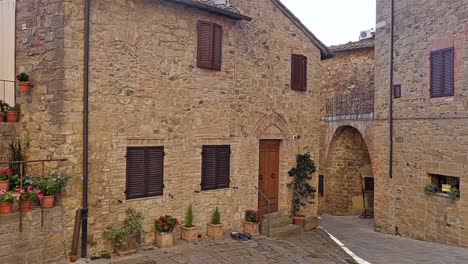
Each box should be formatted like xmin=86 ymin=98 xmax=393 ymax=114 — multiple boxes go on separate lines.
xmin=47 ymin=0 xmax=323 ymax=255
xmin=318 ymin=48 xmax=375 ymax=215
xmin=0 ymin=124 xmax=19 ymax=161
xmin=375 ymin=0 xmax=468 ymax=246
xmin=0 ymin=207 xmax=67 ymax=264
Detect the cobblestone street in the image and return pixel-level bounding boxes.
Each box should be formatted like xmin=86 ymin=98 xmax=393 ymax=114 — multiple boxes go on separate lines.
xmin=87 ymin=228 xmax=357 ymax=264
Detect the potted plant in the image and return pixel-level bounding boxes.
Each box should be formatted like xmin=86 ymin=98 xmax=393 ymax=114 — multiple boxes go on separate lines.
xmin=287 ymin=152 xmax=317 ymax=227
xmin=181 ymin=204 xmax=199 ymax=241
xmin=33 ymin=177 xmax=58 ymax=208
xmin=424 ymin=184 xmax=437 ymax=197
xmin=0 ymin=167 xmax=13 ymax=191
xmin=449 ymin=187 xmax=460 ymax=201
xmin=0 ymin=190 xmax=17 ymax=214
xmin=154 ymin=215 xmax=178 ymax=248
xmin=244 ymin=210 xmax=263 ymax=234
xmin=103 ymin=208 xmax=143 ymax=255
xmin=17 ymin=72 xmax=32 ymax=92
xmin=49 ymin=170 xmax=71 ymax=205
xmin=5 ymin=104 xmax=20 ymax=123
xmin=0 ymin=100 xmax=6 ymax=122
xmin=207 ymin=207 xmax=224 ymax=239
xmin=15 ymin=186 xmax=43 ymax=212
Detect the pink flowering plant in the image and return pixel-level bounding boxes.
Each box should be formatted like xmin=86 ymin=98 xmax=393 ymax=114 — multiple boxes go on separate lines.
xmin=245 ymin=210 xmax=264 ymax=223
xmin=15 ymin=186 xmax=43 ymax=201
xmin=0 ymin=167 xmax=13 ymax=181
xmin=0 ymin=190 xmax=18 ymax=203
xmin=155 ymin=215 xmax=179 ymax=233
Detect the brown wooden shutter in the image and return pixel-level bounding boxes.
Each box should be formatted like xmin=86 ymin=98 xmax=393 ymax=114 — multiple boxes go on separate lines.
xmin=442 ymin=48 xmax=454 ymax=96
xmin=126 ymin=147 xmax=146 ymax=199
xmin=201 ymin=146 xmax=217 ymax=190
xmin=197 ymin=21 xmax=213 ymax=69
xmin=291 ymin=54 xmax=307 ymax=91
xmin=147 ymin=147 xmax=164 ymax=197
xmin=431 ymin=47 xmax=454 ymax=97
xmin=216 ymin=145 xmax=230 ymax=188
xmin=212 ymin=24 xmax=223 ymax=71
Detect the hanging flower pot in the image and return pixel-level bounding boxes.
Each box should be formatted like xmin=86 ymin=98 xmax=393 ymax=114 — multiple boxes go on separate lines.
xmin=19 ymin=199 xmax=33 ymax=212
xmin=42 ymin=195 xmax=55 ymax=208
xmin=0 ymin=180 xmax=9 ymax=192
xmin=0 ymin=202 xmax=13 ymax=214
xmin=17 ymin=73 xmax=32 ymax=92
xmin=6 ymin=111 xmax=19 ymax=122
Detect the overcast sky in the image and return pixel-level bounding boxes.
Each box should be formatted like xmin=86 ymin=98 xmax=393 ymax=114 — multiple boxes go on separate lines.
xmin=280 ymin=0 xmax=376 ymax=46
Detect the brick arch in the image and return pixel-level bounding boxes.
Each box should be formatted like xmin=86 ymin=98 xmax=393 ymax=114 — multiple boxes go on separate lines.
xmin=252 ymin=112 xmax=294 ymax=143
xmin=322 ymin=125 xmax=374 ymax=216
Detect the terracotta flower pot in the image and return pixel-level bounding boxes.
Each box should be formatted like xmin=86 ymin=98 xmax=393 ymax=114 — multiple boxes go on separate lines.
xmin=243 ymin=221 xmax=259 ymax=234
xmin=19 ymin=199 xmax=33 ymax=212
xmin=0 ymin=180 xmax=9 ymax=191
xmin=19 ymin=82 xmax=31 ymax=92
xmin=154 ymin=232 xmax=173 ymax=248
xmin=42 ymin=195 xmax=55 ymax=208
xmin=6 ymin=111 xmax=19 ymax=123
xmin=0 ymin=202 xmax=13 ymax=214
xmin=114 ymin=234 xmax=137 ymax=256
xmin=207 ymin=223 xmax=224 ymax=239
xmin=180 ymin=226 xmax=199 ymax=241
xmin=292 ymin=215 xmax=306 ymax=227
xmin=0 ymin=112 xmax=5 ymax=122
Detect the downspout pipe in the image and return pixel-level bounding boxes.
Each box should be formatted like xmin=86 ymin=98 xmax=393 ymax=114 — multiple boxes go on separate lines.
xmin=82 ymin=0 xmax=90 ymax=258
xmin=389 ymin=0 xmax=395 ymax=179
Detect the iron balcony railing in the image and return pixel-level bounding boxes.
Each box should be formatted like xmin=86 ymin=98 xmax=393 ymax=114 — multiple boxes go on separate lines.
xmin=325 ymin=90 xmax=374 ymax=119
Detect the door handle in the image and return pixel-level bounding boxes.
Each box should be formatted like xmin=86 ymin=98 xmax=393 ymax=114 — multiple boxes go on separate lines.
xmin=259 ymin=175 xmax=263 ymax=180
xmin=271 ymin=173 xmax=275 ymax=179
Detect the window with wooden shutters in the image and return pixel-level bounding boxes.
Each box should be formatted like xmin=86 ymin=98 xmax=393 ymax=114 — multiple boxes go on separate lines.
xmin=126 ymin=146 xmax=164 ymax=199
xmin=430 ymin=47 xmax=454 ymax=97
xmin=201 ymin=145 xmax=230 ymax=191
xmin=197 ymin=21 xmax=222 ymax=71
xmin=291 ymin=54 xmax=307 ymax=91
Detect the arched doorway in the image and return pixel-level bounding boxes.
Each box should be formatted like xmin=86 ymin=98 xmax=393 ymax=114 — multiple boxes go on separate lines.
xmin=322 ymin=126 xmax=374 ymax=216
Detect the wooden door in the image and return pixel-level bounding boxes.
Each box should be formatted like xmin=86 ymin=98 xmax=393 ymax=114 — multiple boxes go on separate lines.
xmin=258 ymin=140 xmax=280 ymax=215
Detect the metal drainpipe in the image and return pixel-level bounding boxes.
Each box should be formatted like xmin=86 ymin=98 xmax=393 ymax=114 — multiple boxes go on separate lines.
xmin=82 ymin=0 xmax=90 ymax=258
xmin=389 ymin=0 xmax=395 ymax=179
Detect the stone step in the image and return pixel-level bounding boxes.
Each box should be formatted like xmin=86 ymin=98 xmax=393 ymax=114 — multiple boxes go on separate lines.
xmin=268 ymin=224 xmax=302 ymax=238
xmin=260 ymin=215 xmax=292 ymax=233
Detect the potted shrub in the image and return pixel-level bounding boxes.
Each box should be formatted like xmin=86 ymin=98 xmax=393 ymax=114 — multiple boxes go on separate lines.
xmin=103 ymin=209 xmax=143 ymax=256
xmin=5 ymin=104 xmax=20 ymax=123
xmin=207 ymin=207 xmax=224 ymax=239
xmin=154 ymin=215 xmax=178 ymax=248
xmin=0 ymin=190 xmax=17 ymax=214
xmin=287 ymin=152 xmax=317 ymax=227
xmin=244 ymin=210 xmax=263 ymax=234
xmin=424 ymin=184 xmax=437 ymax=197
xmin=17 ymin=72 xmax=32 ymax=92
xmin=0 ymin=167 xmax=13 ymax=191
xmin=181 ymin=204 xmax=199 ymax=241
xmin=33 ymin=171 xmax=70 ymax=208
xmin=0 ymin=100 xmax=6 ymax=122
xmin=16 ymin=186 xmax=43 ymax=212
xmin=49 ymin=170 xmax=71 ymax=205
xmin=449 ymin=187 xmax=460 ymax=201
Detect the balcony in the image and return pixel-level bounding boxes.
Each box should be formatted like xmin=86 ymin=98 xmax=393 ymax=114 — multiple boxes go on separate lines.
xmin=325 ymin=90 xmax=374 ymax=121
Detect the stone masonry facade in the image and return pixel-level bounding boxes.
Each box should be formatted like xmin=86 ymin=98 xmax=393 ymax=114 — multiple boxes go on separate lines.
xmin=9 ymin=0 xmax=326 ymax=258
xmin=374 ymin=0 xmax=467 ymax=247
xmin=319 ymin=45 xmax=375 ymax=216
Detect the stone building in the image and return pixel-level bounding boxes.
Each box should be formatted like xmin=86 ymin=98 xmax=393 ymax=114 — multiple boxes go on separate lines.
xmin=319 ymin=38 xmax=375 ymax=216
xmin=0 ymin=0 xmax=332 ymax=260
xmin=373 ymin=0 xmax=467 ymax=247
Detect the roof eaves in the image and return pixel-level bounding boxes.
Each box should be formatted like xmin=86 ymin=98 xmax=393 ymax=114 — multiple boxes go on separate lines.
xmin=167 ymin=0 xmax=252 ymax=21
xmin=270 ymin=0 xmax=332 ymax=60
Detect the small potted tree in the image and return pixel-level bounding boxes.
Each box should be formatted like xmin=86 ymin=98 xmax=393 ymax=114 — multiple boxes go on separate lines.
xmin=5 ymin=104 xmax=20 ymax=123
xmin=154 ymin=215 xmax=178 ymax=248
xmin=207 ymin=207 xmax=224 ymax=239
xmin=287 ymin=152 xmax=317 ymax=227
xmin=103 ymin=208 xmax=143 ymax=256
xmin=0 ymin=190 xmax=17 ymax=214
xmin=181 ymin=204 xmax=199 ymax=241
xmin=243 ymin=210 xmax=263 ymax=234
xmin=124 ymin=208 xmax=144 ymax=246
xmin=0 ymin=167 xmax=13 ymax=191
xmin=17 ymin=72 xmax=32 ymax=92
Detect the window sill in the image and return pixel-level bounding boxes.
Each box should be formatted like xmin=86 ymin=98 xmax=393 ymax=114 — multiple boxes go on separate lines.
xmin=126 ymin=195 xmax=163 ymax=202
xmin=197 ymin=188 xmax=230 ymax=194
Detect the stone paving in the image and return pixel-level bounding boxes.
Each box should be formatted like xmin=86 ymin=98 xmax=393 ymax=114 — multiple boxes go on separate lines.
xmin=321 ymin=214 xmax=468 ymax=264
xmin=86 ymin=228 xmax=357 ymax=264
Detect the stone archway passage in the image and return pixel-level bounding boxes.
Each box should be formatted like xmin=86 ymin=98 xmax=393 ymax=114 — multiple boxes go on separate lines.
xmin=323 ymin=126 xmax=374 ymax=216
